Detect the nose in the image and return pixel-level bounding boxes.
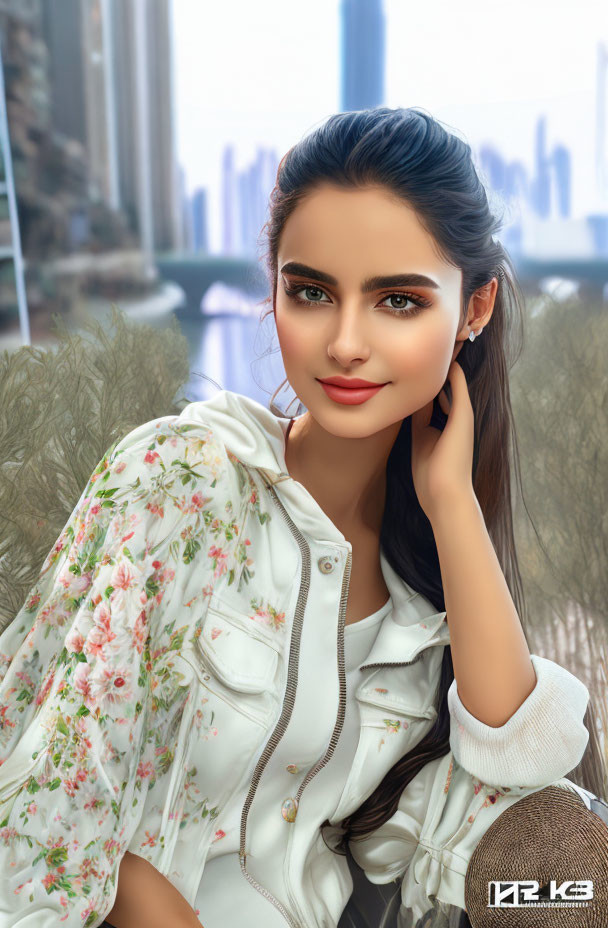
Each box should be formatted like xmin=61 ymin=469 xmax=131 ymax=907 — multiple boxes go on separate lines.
xmin=327 ymin=302 xmax=372 ymax=366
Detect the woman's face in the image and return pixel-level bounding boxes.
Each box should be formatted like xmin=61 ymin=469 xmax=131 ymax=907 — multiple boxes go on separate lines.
xmin=274 ymin=183 xmax=495 ymax=438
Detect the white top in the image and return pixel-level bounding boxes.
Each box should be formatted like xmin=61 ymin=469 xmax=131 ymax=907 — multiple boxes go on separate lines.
xmin=193 ymin=597 xmax=392 ymax=926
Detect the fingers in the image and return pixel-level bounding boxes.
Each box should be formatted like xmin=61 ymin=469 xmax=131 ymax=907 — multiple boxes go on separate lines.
xmin=444 ymin=360 xmax=473 ymax=426
xmin=413 ymin=359 xmax=469 ymax=430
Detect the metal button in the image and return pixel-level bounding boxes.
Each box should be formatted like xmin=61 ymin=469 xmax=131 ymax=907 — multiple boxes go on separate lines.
xmin=281 ymin=797 xmax=298 ymax=822
xmin=317 ymin=555 xmax=339 ymax=574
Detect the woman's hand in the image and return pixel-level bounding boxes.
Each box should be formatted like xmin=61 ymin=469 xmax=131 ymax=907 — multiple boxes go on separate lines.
xmin=410 ymin=350 xmax=475 ymax=524
xmin=105 ymin=850 xmax=203 ymax=928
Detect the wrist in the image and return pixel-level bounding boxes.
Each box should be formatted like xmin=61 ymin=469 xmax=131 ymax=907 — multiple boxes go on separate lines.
xmin=427 ymin=487 xmax=480 ymax=532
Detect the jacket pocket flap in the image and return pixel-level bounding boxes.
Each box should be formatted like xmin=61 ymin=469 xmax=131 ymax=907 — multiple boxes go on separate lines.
xmin=206 ymin=593 xmax=284 ymax=652
xmin=197 ymin=612 xmax=278 ymax=694
xmin=356 ymin=679 xmax=439 ymax=720
xmin=356 ymin=647 xmax=443 ymax=720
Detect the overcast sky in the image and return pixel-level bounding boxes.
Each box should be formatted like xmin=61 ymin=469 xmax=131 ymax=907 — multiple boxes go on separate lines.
xmin=172 ymin=0 xmax=608 ymax=253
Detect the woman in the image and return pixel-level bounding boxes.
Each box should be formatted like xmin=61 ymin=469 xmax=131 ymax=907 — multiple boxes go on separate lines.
xmin=0 ymin=107 xmax=599 ymax=928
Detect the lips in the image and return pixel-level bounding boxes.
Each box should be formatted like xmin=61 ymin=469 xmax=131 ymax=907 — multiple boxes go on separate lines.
xmin=318 ymin=376 xmax=387 ymax=388
xmin=316 ymin=377 xmax=389 ymax=406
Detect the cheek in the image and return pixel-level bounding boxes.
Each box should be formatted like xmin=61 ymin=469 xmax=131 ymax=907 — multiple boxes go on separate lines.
xmin=387 ymin=321 xmax=454 ymax=393
xmin=275 ymin=313 xmax=296 ymax=353
xmin=275 ymin=309 xmax=316 ymax=372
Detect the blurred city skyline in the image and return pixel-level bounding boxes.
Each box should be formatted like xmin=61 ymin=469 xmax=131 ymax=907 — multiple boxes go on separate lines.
xmin=1 ymin=0 xmax=608 ymax=352
xmin=173 ymin=0 xmax=608 ymax=256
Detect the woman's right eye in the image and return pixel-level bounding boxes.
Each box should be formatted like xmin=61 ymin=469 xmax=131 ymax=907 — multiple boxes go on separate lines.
xmin=283 ymin=284 xmax=331 ymax=305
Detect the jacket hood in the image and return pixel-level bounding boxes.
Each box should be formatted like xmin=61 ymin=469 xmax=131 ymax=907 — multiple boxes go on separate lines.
xmin=177 ymin=389 xmax=450 ymax=657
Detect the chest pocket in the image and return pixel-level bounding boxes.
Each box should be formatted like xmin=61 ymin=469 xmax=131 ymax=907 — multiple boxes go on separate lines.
xmin=357 ymin=646 xmax=443 ymax=724
xmin=180 ymin=594 xmax=284 ymax=730
xmin=197 ymin=609 xmax=279 ymax=694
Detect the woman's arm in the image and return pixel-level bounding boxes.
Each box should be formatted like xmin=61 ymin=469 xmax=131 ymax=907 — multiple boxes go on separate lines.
xmin=105 ymin=851 xmax=203 ymax=928
xmin=412 ymin=360 xmax=589 ymax=789
xmin=431 ymin=490 xmax=536 ymax=727
xmin=413 ymin=359 xmax=537 ymax=727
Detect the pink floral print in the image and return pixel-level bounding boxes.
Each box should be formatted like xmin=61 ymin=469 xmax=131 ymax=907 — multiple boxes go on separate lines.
xmin=0 ymin=418 xmax=236 ymax=925
xmin=248 ymin=597 xmax=286 ymax=633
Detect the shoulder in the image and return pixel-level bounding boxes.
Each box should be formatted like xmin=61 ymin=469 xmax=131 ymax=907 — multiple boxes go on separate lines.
xmin=103 ymin=413 xmax=231 ymax=498
xmin=68 ymin=414 xmax=235 ymax=569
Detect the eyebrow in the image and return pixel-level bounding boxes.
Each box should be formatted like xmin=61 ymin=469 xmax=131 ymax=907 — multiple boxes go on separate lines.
xmin=279 ymin=261 xmax=440 ymax=292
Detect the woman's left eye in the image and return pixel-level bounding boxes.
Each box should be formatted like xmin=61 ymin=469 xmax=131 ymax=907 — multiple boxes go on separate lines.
xmin=283 ymin=283 xmax=431 ymax=316
xmin=378 ymin=293 xmax=431 ymax=315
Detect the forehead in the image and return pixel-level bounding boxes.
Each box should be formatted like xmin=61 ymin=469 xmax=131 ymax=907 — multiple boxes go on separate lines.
xmin=278 ymin=183 xmax=459 ymax=287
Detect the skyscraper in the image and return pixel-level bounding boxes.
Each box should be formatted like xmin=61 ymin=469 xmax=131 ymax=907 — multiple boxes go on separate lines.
xmin=340 ymin=0 xmax=385 ymax=112
xmin=42 ymin=0 xmax=180 ymax=253
xmin=221 ymin=145 xmax=279 ymax=257
xmin=106 ymin=0 xmax=180 ymax=253
xmin=191 ymin=187 xmax=209 ymax=253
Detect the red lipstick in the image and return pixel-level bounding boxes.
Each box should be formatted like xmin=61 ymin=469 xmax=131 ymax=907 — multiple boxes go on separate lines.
xmin=316 ymin=375 xmax=389 ymax=405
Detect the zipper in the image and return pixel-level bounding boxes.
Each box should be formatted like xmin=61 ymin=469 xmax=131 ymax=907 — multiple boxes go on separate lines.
xmin=237 ymin=476 xmax=353 ymax=928
xmin=284 ymin=546 xmax=352 ymax=927
xmin=237 ymin=480 xmax=313 ymax=928
xmin=360 ymin=654 xmax=423 ymax=671
xmin=290 ymin=547 xmax=351 ymax=805
xmin=359 ymin=624 xmax=449 ymax=672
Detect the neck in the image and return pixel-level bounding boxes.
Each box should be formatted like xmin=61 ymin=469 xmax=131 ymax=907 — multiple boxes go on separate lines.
xmin=284 ymin=411 xmax=400 ymax=536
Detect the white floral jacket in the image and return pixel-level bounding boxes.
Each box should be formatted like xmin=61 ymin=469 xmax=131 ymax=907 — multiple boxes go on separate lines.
xmin=0 ymin=389 xmax=590 ymax=927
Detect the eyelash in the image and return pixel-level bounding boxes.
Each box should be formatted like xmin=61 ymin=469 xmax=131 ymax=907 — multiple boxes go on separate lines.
xmin=282 ymin=283 xmax=432 ymax=316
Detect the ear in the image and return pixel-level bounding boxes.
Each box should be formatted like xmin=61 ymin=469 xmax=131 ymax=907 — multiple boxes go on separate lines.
xmin=457 ymin=276 xmax=499 ymax=342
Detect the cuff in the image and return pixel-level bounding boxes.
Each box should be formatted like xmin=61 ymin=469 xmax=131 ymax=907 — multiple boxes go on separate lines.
xmin=447 ymin=653 xmax=590 ymax=789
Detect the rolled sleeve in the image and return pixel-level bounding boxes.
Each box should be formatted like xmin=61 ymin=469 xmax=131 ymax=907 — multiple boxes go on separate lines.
xmin=447 ymin=653 xmax=590 ymax=789
xmin=349 ymin=752 xmax=589 ymax=928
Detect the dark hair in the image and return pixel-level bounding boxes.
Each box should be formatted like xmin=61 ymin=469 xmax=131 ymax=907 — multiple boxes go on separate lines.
xmin=257 ymin=105 xmax=605 ymax=848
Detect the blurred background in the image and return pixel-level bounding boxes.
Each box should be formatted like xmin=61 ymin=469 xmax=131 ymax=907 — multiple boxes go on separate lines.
xmin=1 ymin=0 xmax=608 ymax=398
xmin=0 ymin=0 xmax=606 ymax=795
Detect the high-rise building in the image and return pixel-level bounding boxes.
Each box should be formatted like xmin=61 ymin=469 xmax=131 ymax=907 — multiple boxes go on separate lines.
xmin=41 ymin=0 xmax=180 ymax=253
xmin=42 ymin=0 xmax=111 ymax=204
xmin=221 ymin=144 xmax=238 ymax=254
xmin=191 ymin=187 xmax=209 ymax=253
xmin=0 ymin=0 xmax=92 ymax=257
xmin=340 ymin=0 xmax=385 ymax=112
xmin=529 ymin=116 xmax=571 ymax=221
xmin=221 ymin=144 xmax=279 ymax=257
xmin=0 ymin=0 xmax=181 ymax=265
xmin=176 ymin=164 xmax=193 ymax=252
xmin=105 ymin=0 xmax=180 ymax=253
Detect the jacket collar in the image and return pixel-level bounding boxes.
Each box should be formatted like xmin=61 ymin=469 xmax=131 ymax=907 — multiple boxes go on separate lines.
xmin=178 ymin=390 xmax=450 ymax=664
xmin=179 ymin=389 xmax=293 ymax=476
